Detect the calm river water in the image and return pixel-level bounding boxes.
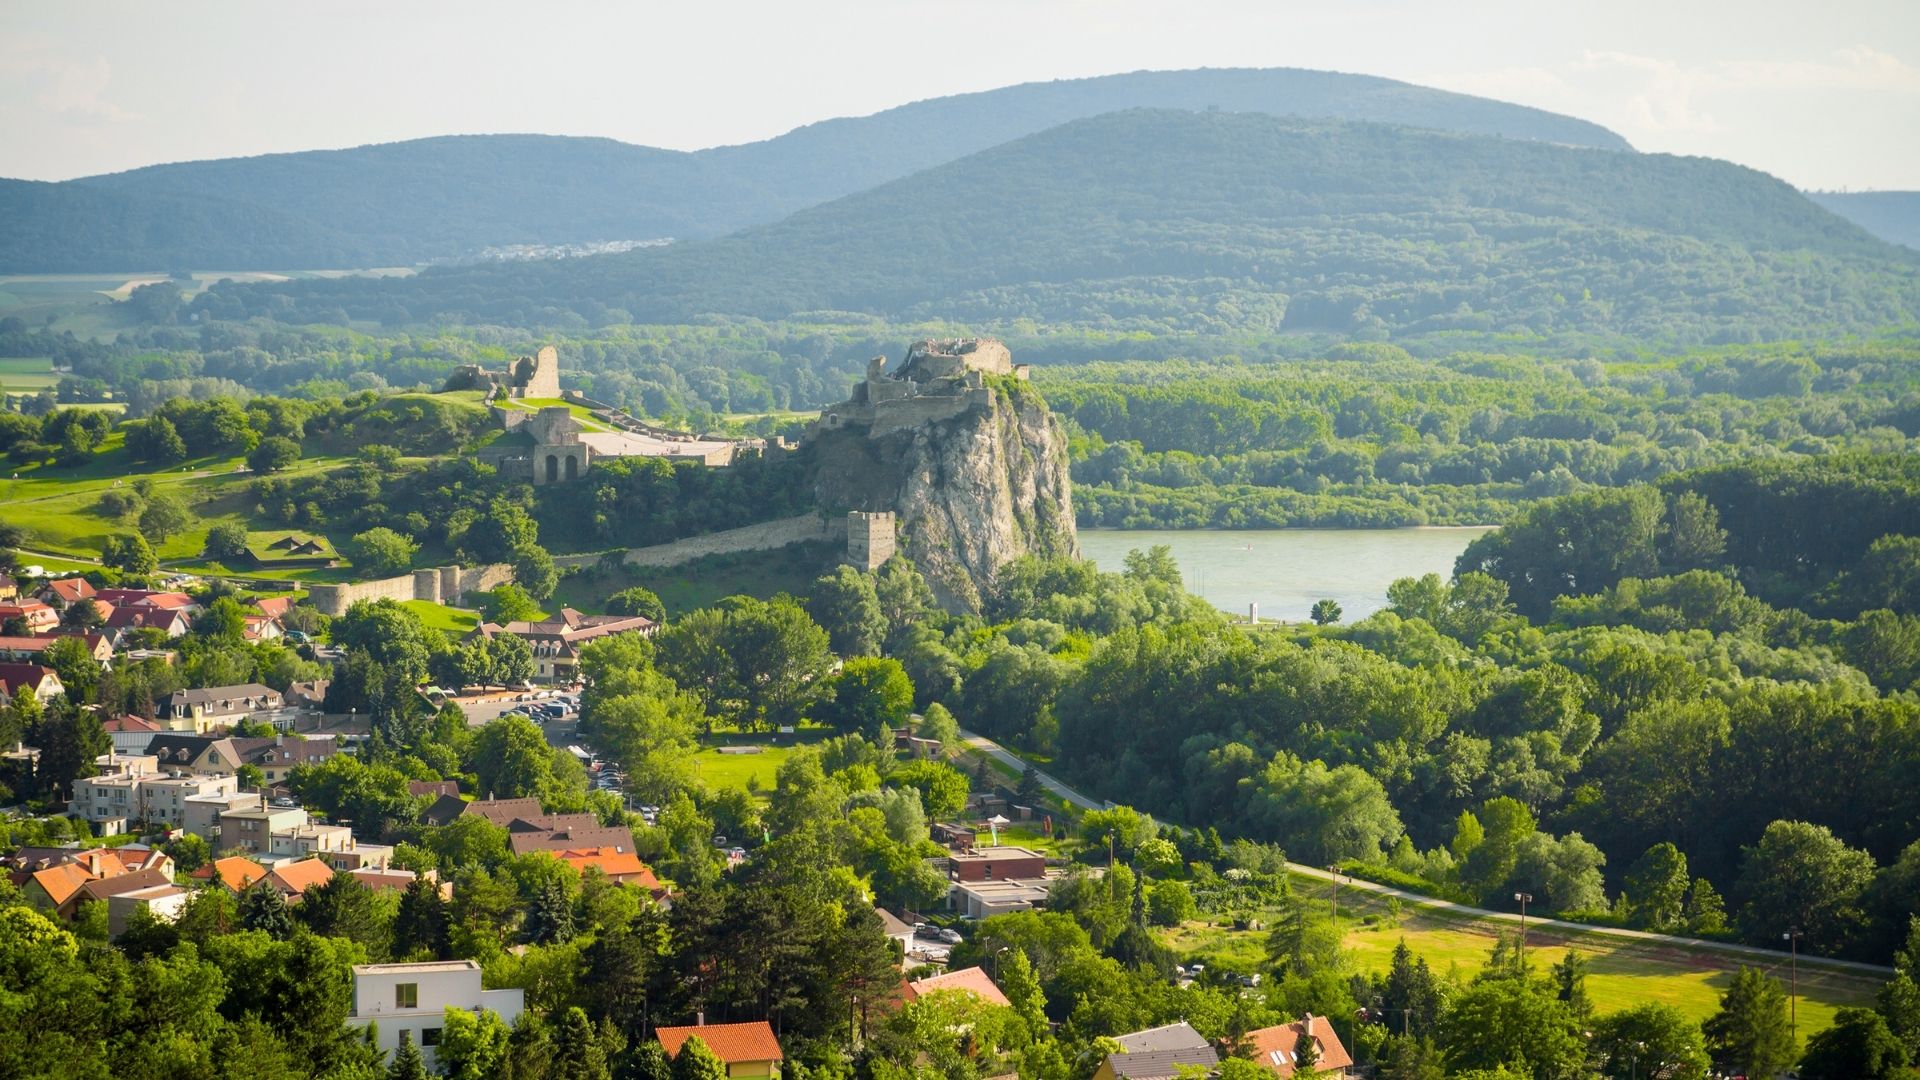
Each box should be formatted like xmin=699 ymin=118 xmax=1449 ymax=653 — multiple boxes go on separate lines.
xmin=1077 ymin=527 xmax=1497 ymax=623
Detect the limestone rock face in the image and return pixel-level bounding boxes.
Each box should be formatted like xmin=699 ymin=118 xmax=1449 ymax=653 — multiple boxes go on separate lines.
xmin=810 ymin=373 xmax=1077 ymax=612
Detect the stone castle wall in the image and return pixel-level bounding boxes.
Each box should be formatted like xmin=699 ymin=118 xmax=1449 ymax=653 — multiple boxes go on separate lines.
xmin=306 ymin=562 xmax=513 ymax=617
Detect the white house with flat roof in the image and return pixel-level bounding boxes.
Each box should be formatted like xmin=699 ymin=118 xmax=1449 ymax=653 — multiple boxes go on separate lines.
xmin=347 ymin=960 xmax=524 ymax=1070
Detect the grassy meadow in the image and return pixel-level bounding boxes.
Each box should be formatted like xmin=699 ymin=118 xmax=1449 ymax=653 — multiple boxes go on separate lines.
xmin=1161 ymin=869 xmax=1884 ymax=1049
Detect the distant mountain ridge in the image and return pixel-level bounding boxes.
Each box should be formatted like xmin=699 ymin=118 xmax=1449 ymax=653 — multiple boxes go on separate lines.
xmin=198 ymin=110 xmax=1917 ymax=344
xmin=0 ymin=66 xmax=1628 ymax=272
xmin=1808 ymin=191 xmax=1920 ymax=249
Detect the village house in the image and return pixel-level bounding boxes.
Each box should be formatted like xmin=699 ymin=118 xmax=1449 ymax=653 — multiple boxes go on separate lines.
xmin=0 ymin=574 xmax=17 ymax=602
xmin=183 ymin=790 xmax=263 ymax=846
xmin=38 ymin=577 xmax=97 ymax=607
xmin=465 ymin=607 xmax=657 ymax=682
xmin=1244 ymin=1017 xmax=1354 ymax=1078
xmin=0 ymin=599 xmax=59 ymax=632
xmin=904 ymin=966 xmax=1011 ymax=1007
xmin=103 ymin=714 xmax=164 ymax=755
xmin=264 ymin=856 xmax=338 ymax=902
xmin=656 ymin=1021 xmax=785 ymax=1080
xmin=106 ymin=881 xmax=191 ymax=936
xmin=0 ymin=662 xmax=64 ymax=703
xmin=347 ymin=960 xmax=525 ymax=1071
xmin=553 ymin=846 xmax=662 ymax=889
xmin=0 ymin=632 xmax=113 ymax=665
xmin=1092 ymin=1022 xmax=1221 ymax=1080
xmin=164 ymin=683 xmax=286 ymax=732
xmin=143 ymin=732 xmax=339 ymax=784
xmin=102 ymin=604 xmax=192 ymax=642
xmin=15 ymin=847 xmax=176 ymax=919
xmin=191 ymin=856 xmax=269 ymax=893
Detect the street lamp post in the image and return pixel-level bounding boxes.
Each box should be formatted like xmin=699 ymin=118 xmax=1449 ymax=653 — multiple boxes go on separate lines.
xmin=1513 ymin=892 xmax=1534 ymax=972
xmin=1505 ymin=891 xmax=1536 ymax=968
xmin=1783 ymin=928 xmax=1802 ymax=1044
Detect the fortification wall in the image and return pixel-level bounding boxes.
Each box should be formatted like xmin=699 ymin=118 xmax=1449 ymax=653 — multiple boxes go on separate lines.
xmin=305 ymin=562 xmax=513 ymax=616
xmin=868 ymin=390 xmax=989 ymax=439
xmin=552 ymin=515 xmax=848 ymax=570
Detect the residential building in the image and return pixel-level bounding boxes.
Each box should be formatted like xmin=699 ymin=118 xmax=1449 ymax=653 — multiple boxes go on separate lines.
xmin=38 ymin=577 xmax=96 ymax=607
xmin=94 ymin=588 xmax=197 ymax=614
xmin=0 ymin=633 xmax=112 ymax=665
xmin=0 ymin=600 xmax=58 ymax=632
xmin=144 ymin=732 xmax=338 ymax=782
xmin=107 ymin=883 xmax=190 ymax=936
xmin=103 ymin=714 xmax=164 ymax=755
xmin=17 ymin=848 xmax=175 ymax=919
xmin=71 ymin=866 xmax=175 ymax=926
xmin=1244 ymin=1017 xmax=1352 ymax=1078
xmin=349 ymin=867 xmax=448 ymax=897
xmin=102 ymin=605 xmax=192 ymax=642
xmin=466 ymin=607 xmax=657 ymax=683
xmin=0 ymin=662 xmax=63 ymax=703
xmin=408 ymin=779 xmax=460 ymax=799
xmin=267 ymin=822 xmax=355 ymax=860
xmin=191 ymin=856 xmax=269 ymax=893
xmin=949 ymin=878 xmax=1053 ymax=919
xmin=1092 ymin=1023 xmax=1220 ymax=1080
xmin=948 ymin=846 xmax=1047 ymax=882
xmin=348 ymin=960 xmax=525 ymax=1071
xmin=905 ymin=966 xmax=1010 ymax=1007
xmin=554 ymin=846 xmax=661 ymax=889
xmin=184 ymin=790 xmax=261 ymax=845
xmin=165 ymin=684 xmax=286 ymax=732
xmin=219 ymin=803 xmax=309 ymax=854
xmin=507 ymin=823 xmax=638 ymax=857
xmin=656 ymin=1021 xmax=784 ymax=1080
xmin=0 ymin=574 xmax=16 ymax=601
xmin=876 ymin=907 xmax=916 ymax=963
xmin=265 ymin=857 xmax=338 ymax=901
xmin=68 ymin=753 xmax=160 ymax=832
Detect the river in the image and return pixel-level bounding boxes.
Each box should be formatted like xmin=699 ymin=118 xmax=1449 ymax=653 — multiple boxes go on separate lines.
xmin=1077 ymin=526 xmax=1497 ymax=623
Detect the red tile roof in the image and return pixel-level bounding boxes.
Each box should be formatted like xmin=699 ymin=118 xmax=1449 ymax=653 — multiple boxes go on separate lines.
xmin=556 ymin=846 xmax=661 ymax=889
xmin=103 ymin=714 xmax=162 ymax=733
xmin=44 ymin=578 xmax=97 ymax=603
xmin=1245 ymin=1017 xmax=1353 ymax=1076
xmin=191 ymin=856 xmax=268 ymax=892
xmin=656 ymin=1022 xmax=784 ymax=1064
xmin=906 ymin=966 xmax=1011 ymax=1007
xmin=269 ymin=858 xmax=337 ymax=899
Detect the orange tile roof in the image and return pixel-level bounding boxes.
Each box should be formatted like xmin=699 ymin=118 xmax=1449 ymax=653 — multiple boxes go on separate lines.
xmin=191 ymin=856 xmax=268 ymax=891
xmin=29 ymin=863 xmax=97 ymax=908
xmin=556 ymin=846 xmax=661 ymax=888
xmin=906 ymin=966 xmax=1011 ymax=1007
xmin=45 ymin=578 xmax=96 ymax=603
xmin=656 ymin=1021 xmax=784 ymax=1064
xmin=1245 ymin=1017 xmax=1353 ymax=1076
xmin=269 ymin=858 xmax=337 ymax=899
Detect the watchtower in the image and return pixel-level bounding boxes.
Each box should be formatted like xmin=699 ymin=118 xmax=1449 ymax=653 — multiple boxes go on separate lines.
xmin=530 ymin=407 xmax=588 ymax=485
xmin=846 ymin=511 xmax=897 ymax=570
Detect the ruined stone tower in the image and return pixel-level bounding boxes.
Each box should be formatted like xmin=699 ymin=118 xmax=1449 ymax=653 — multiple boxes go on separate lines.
xmin=845 ymin=511 xmax=897 ymax=570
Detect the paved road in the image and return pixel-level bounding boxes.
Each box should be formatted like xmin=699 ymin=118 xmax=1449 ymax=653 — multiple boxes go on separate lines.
xmin=968 ymin=733 xmax=1890 ymax=979
xmin=957 ymin=729 xmax=1105 ymax=811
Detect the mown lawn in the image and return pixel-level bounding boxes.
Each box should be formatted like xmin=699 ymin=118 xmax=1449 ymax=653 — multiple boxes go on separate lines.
xmin=1162 ymin=873 xmax=1883 ymax=1049
xmin=401 ymin=600 xmax=481 ymax=636
xmin=2 ymin=443 xmax=356 ymax=561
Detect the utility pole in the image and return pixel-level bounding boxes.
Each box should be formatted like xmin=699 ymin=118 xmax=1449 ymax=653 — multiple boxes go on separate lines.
xmin=1783 ymin=927 xmax=1802 ymax=1044
xmin=1513 ymin=892 xmax=1534 ymax=973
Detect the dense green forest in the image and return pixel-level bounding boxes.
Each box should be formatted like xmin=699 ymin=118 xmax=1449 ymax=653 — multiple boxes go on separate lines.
xmin=188 ymin=110 xmax=1919 ymax=344
xmin=0 ymin=67 xmax=1624 ymax=272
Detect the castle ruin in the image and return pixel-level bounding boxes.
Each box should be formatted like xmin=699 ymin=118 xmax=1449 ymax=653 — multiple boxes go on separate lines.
xmin=845 ymin=511 xmax=897 ymax=570
xmin=445 ymin=345 xmax=562 ymax=400
xmin=817 ymin=338 xmax=1030 ymax=439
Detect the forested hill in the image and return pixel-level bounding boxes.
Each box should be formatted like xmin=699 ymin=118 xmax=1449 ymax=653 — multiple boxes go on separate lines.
xmin=198 ymin=109 xmax=1920 ymax=345
xmin=1809 ymin=190 xmax=1920 ymax=249
xmin=0 ymin=66 xmax=1627 ymax=272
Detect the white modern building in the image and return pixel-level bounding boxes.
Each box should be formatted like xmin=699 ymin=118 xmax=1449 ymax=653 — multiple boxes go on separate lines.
xmin=347 ymin=960 xmax=525 ymax=1070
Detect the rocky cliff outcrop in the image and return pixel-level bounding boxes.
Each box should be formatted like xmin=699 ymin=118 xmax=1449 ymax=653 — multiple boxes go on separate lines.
xmin=809 ymin=339 xmax=1077 ymax=611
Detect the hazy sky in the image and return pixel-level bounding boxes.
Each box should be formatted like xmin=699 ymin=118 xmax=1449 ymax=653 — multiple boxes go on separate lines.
xmin=6 ymin=0 xmax=1918 ymax=190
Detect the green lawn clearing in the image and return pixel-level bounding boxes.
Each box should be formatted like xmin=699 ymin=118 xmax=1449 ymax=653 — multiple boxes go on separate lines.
xmin=494 ymin=396 xmax=617 ymax=432
xmin=402 ymin=600 xmax=480 ymax=636
xmin=1162 ymin=871 xmax=1883 ymax=1050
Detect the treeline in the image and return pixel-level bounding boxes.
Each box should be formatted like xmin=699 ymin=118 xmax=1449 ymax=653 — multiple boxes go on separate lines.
xmin=1056 ymin=341 xmax=1920 ymax=527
